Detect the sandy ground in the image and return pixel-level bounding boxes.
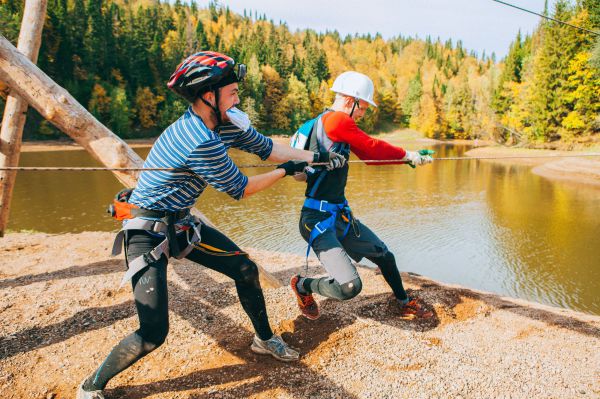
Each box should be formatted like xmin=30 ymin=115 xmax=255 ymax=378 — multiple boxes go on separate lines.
xmin=1 ymin=232 xmax=598 ymax=399
xmin=466 ymin=146 xmax=600 ymax=186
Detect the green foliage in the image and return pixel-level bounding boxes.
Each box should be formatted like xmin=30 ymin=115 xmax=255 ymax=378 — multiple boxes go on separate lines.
xmin=493 ymin=31 xmax=529 ymax=114
xmin=109 ymin=87 xmax=131 ymax=136
xmin=445 ymin=75 xmax=474 ymax=139
xmin=135 ymin=87 xmax=164 ymax=130
xmin=88 ymin=83 xmax=111 ymax=121
xmin=9 ymin=0 xmax=593 ymax=143
xmin=283 ymin=74 xmax=311 ymax=131
xmin=4 ymin=0 xmax=496 ymax=139
xmin=0 ymin=0 xmax=23 ymax=44
xmin=157 ymin=97 xmax=187 ymax=129
xmin=494 ymin=0 xmax=598 ymax=143
xmin=590 ymin=37 xmax=600 ymax=69
xmin=561 ymin=52 xmax=600 ymax=137
xmin=260 ymin=65 xmax=286 ymax=131
xmin=401 ymin=71 xmax=423 ymax=124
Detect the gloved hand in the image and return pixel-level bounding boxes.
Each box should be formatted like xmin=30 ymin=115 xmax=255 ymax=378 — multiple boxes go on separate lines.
xmin=403 ymin=149 xmax=435 ymax=168
xmin=313 ymin=151 xmax=347 ymax=170
xmin=225 ymin=107 xmax=251 ymax=132
xmin=277 ymin=160 xmax=309 ymax=176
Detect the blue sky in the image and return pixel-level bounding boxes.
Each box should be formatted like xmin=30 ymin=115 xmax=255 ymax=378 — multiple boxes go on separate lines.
xmin=212 ymin=0 xmax=556 ymax=58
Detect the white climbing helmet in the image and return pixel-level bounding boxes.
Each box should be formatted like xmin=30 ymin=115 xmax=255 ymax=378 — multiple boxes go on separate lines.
xmin=330 ymin=71 xmax=377 ymax=107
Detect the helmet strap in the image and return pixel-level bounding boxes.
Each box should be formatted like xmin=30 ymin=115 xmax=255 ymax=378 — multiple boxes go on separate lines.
xmin=214 ymin=88 xmax=223 ymax=127
xmin=200 ymin=89 xmax=223 ymax=129
xmin=349 ymin=98 xmax=360 ymax=117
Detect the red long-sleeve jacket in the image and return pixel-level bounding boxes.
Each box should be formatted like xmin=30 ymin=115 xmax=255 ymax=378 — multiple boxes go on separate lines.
xmin=321 ymin=111 xmax=407 ymax=164
xmin=302 ymin=111 xmax=408 ymax=202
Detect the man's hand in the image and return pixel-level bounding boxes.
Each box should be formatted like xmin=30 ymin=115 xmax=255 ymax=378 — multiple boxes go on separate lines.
xmin=403 ymin=149 xmax=435 ymax=168
xmin=313 ymin=151 xmax=346 ymax=170
xmin=277 ymin=160 xmax=309 ymax=176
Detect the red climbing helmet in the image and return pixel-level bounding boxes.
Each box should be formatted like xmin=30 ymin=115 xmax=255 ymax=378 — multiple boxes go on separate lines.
xmin=167 ymin=51 xmax=246 ymax=103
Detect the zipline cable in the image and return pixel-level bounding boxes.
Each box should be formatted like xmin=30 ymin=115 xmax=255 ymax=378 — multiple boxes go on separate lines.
xmin=491 ymin=0 xmax=600 ymax=36
xmin=2 ymin=153 xmax=600 ymax=171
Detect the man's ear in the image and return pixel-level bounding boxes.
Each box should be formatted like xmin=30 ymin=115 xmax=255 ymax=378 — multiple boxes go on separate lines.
xmin=201 ymin=91 xmax=215 ymax=106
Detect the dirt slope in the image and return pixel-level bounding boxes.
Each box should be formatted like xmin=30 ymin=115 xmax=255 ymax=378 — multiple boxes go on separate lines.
xmin=1 ymin=232 xmax=598 ymax=399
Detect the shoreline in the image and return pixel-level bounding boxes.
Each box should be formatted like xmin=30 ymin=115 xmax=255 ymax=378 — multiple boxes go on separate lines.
xmin=466 ymin=146 xmax=600 ymax=186
xmin=19 ymin=129 xmax=489 ymax=152
xmin=0 ymin=231 xmax=598 ymax=398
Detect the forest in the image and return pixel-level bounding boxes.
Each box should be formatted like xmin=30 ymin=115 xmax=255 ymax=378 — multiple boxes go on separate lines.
xmin=1 ymin=0 xmax=598 ymax=144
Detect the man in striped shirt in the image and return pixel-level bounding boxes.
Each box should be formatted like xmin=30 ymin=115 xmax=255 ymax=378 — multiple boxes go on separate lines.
xmin=78 ymin=52 xmax=345 ymax=399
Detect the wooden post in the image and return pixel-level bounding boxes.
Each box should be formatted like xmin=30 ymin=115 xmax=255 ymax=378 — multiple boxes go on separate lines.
xmin=0 ymin=0 xmax=47 ymax=237
xmin=0 ymin=34 xmax=282 ymax=288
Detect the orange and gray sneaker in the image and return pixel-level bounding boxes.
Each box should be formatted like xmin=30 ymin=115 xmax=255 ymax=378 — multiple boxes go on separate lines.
xmin=398 ymin=297 xmax=433 ymax=319
xmin=290 ymin=275 xmax=320 ymax=320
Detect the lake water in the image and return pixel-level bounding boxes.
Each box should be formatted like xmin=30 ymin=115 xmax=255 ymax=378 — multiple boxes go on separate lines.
xmin=9 ymin=142 xmax=600 ymax=314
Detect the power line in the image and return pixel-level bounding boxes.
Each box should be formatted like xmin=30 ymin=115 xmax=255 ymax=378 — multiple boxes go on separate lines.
xmin=491 ymin=0 xmax=600 ymax=36
xmin=2 ymin=154 xmax=600 ymax=171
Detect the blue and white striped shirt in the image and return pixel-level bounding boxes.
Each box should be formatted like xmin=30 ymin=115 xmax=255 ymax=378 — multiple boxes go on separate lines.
xmin=129 ymin=107 xmax=273 ymax=210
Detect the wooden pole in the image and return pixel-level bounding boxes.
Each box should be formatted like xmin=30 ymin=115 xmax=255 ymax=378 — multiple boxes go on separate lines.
xmin=0 ymin=34 xmax=282 ymax=288
xmin=0 ymin=34 xmax=143 ymax=189
xmin=0 ymin=0 xmax=47 ymax=237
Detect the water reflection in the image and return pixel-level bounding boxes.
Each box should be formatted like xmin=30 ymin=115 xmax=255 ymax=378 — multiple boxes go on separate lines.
xmin=10 ymin=143 xmax=600 ymax=314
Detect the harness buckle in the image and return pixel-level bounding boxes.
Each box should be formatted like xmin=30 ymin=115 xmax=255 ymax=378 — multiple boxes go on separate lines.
xmin=319 ymin=200 xmax=329 ymax=212
xmin=151 ymin=221 xmax=164 ymax=233
xmin=314 ymin=223 xmax=326 ymax=234
xmin=143 ymin=252 xmax=158 ymax=264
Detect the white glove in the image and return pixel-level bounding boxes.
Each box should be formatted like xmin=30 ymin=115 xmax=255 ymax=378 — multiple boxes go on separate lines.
xmin=402 ymin=150 xmax=434 ymax=167
xmin=226 ymin=107 xmax=251 ymax=132
xmin=313 ymin=151 xmax=347 ymax=170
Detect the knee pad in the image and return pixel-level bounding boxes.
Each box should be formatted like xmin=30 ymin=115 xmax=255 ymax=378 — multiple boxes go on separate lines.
xmin=238 ymin=259 xmax=260 ymax=288
xmin=339 ymin=277 xmax=363 ymax=300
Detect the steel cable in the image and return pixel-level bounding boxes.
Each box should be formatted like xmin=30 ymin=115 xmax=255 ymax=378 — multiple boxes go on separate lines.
xmin=2 ymin=153 xmax=600 ymax=171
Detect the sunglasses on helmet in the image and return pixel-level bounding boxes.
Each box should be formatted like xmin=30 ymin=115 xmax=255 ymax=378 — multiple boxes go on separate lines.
xmin=236 ymin=63 xmax=247 ymax=82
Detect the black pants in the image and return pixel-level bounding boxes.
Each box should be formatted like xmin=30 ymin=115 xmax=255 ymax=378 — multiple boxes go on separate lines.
xmin=86 ymin=223 xmax=272 ymax=390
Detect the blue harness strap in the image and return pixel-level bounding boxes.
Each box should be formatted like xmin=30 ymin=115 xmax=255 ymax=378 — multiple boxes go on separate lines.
xmin=304 ymin=198 xmax=352 ymax=258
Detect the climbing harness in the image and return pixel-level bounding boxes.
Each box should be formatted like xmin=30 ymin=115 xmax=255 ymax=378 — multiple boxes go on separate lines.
xmin=303 ymin=198 xmax=354 ymax=256
xmin=292 ymin=111 xmax=360 ymax=275
xmin=108 ymin=189 xmax=201 ymax=288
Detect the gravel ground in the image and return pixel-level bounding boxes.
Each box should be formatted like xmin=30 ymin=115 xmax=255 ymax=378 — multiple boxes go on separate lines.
xmin=1 ymin=232 xmax=599 ymax=399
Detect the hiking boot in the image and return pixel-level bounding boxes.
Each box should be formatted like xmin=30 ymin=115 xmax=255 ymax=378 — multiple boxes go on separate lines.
xmin=290 ymin=275 xmax=320 ymax=320
xmin=398 ymin=297 xmax=433 ymax=320
xmin=76 ymin=377 xmax=105 ymax=399
xmin=250 ymin=334 xmax=299 ymax=362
